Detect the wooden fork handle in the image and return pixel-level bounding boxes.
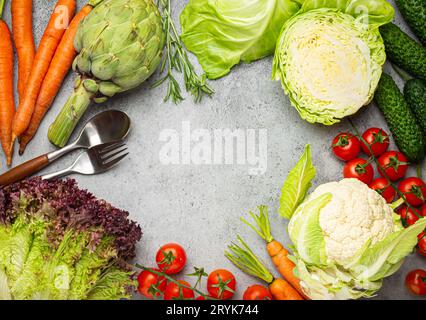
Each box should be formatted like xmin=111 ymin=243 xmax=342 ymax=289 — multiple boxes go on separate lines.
xmin=0 ymin=155 xmax=50 ymax=186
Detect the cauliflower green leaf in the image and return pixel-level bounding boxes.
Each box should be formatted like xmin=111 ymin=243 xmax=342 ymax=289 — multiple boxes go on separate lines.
xmin=279 ymin=145 xmax=316 ymax=219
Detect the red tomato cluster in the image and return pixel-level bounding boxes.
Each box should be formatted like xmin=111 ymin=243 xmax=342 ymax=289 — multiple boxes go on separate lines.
xmin=137 ymin=243 xmax=236 ymax=300
xmin=332 ymin=127 xmax=426 ymax=257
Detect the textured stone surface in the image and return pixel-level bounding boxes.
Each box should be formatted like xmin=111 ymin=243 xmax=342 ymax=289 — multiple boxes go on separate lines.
xmin=1 ymin=0 xmax=424 ymax=300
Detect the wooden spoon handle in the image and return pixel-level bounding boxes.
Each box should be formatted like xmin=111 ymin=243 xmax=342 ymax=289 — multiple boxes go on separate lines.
xmin=0 ymin=155 xmax=50 ymax=186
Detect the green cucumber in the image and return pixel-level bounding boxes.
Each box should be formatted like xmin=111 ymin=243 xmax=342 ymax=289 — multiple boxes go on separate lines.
xmin=404 ymin=79 xmax=426 ymax=139
xmin=379 ymin=23 xmax=426 ymax=81
xmin=374 ymin=73 xmax=425 ymax=163
xmin=395 ymin=0 xmax=426 ymax=45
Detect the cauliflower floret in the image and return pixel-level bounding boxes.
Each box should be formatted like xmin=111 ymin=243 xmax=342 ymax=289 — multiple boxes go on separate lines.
xmin=310 ymin=178 xmax=394 ymax=264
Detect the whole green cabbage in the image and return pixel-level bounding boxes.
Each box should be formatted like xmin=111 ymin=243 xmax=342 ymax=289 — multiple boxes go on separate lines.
xmin=272 ymin=0 xmax=394 ymax=125
xmin=180 ymin=0 xmax=303 ymax=79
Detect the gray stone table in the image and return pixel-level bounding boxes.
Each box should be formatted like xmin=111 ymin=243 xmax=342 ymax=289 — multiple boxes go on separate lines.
xmin=1 ymin=0 xmax=424 ymax=300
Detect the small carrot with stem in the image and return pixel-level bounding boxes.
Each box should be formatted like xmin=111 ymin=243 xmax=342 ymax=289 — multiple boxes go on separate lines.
xmin=11 ymin=0 xmax=35 ymax=102
xmin=19 ymin=4 xmax=92 ymax=154
xmin=0 ymin=0 xmax=15 ymax=166
xmin=11 ymin=0 xmax=76 ymax=149
xmin=241 ymin=205 xmax=308 ymax=298
xmin=225 ymin=236 xmax=304 ymax=300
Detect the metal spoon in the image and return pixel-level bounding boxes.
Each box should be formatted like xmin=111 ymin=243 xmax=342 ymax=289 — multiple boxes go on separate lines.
xmin=0 ymin=110 xmax=131 ymax=186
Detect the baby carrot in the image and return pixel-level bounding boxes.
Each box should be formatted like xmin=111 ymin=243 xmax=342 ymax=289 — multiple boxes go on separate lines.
xmin=0 ymin=0 xmax=15 ymax=166
xmin=241 ymin=206 xmax=308 ymax=298
xmin=11 ymin=0 xmax=35 ymax=101
xmin=19 ymin=4 xmax=92 ymax=154
xmin=11 ymin=0 xmax=76 ymax=148
xmin=226 ymin=236 xmax=304 ymax=300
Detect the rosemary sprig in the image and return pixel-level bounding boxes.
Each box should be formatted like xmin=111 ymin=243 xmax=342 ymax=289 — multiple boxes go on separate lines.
xmin=154 ymin=0 xmax=214 ymax=103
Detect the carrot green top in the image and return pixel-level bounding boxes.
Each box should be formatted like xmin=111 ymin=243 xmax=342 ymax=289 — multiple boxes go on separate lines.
xmin=0 ymin=0 xmax=5 ymax=19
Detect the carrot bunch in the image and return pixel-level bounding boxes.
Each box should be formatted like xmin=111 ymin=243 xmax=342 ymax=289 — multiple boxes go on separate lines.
xmin=0 ymin=0 xmax=15 ymax=166
xmin=0 ymin=0 xmax=93 ymax=166
xmin=226 ymin=236 xmax=304 ymax=300
xmin=241 ymin=205 xmax=309 ymax=299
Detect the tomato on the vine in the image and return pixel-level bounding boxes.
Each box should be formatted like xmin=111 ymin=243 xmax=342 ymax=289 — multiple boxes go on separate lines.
xmin=343 ymin=158 xmax=374 ymax=184
xmin=369 ymin=178 xmax=396 ymax=203
xmin=243 ymin=285 xmax=272 ymax=300
xmin=398 ymin=177 xmax=426 ymax=207
xmin=331 ymin=133 xmax=361 ymax=161
xmin=421 ymin=203 xmax=426 ymax=218
xmin=164 ymin=280 xmax=195 ymax=300
xmin=156 ymin=243 xmax=187 ymax=275
xmin=207 ymin=269 xmax=236 ymax=300
xmin=397 ymin=206 xmax=420 ymax=227
xmin=406 ymin=269 xmax=426 ymax=295
xmin=137 ymin=269 xmax=167 ymax=298
xmin=377 ymin=151 xmax=408 ymax=181
xmin=417 ymin=234 xmax=426 ymax=256
xmin=361 ymin=128 xmax=390 ymax=157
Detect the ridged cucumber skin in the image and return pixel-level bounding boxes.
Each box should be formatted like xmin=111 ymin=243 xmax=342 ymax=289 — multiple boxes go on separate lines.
xmin=379 ymin=23 xmax=426 ymax=81
xmin=404 ymin=79 xmax=426 ymax=139
xmin=395 ymin=0 xmax=426 ymax=45
xmin=374 ymin=74 xmax=425 ymax=163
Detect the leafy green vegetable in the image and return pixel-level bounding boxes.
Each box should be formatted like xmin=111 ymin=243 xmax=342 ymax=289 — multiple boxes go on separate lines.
xmin=288 ymin=193 xmax=331 ymax=265
xmin=0 ymin=178 xmax=141 ymax=300
xmin=279 ymin=145 xmax=316 ymax=219
xmin=273 ymin=3 xmax=392 ymax=125
xmin=180 ymin=0 xmax=303 ymax=79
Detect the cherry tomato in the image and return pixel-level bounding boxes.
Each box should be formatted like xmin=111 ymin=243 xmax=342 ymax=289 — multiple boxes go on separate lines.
xmin=398 ymin=177 xmax=426 ymax=207
xmin=397 ymin=206 xmax=420 ymax=227
xmin=421 ymin=203 xmax=426 ymax=217
xmin=417 ymin=234 xmax=426 ymax=256
xmin=207 ymin=269 xmax=236 ymax=300
xmin=361 ymin=128 xmax=390 ymax=157
xmin=156 ymin=243 xmax=187 ymax=275
xmin=343 ymin=158 xmax=374 ymax=184
xmin=137 ymin=269 xmax=167 ymax=298
xmin=195 ymin=296 xmax=206 ymax=300
xmin=331 ymin=132 xmax=361 ymax=161
xmin=164 ymin=280 xmax=195 ymax=300
xmin=243 ymin=285 xmax=272 ymax=300
xmin=369 ymin=178 xmax=396 ymax=203
xmin=377 ymin=151 xmax=408 ymax=182
xmin=406 ymin=269 xmax=426 ymax=295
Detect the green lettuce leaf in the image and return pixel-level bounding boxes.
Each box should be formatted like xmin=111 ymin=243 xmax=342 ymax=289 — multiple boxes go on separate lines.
xmin=87 ymin=268 xmax=136 ymax=300
xmin=180 ymin=0 xmax=302 ymax=79
xmin=279 ymin=145 xmax=316 ymax=219
xmin=353 ymin=218 xmax=426 ymax=282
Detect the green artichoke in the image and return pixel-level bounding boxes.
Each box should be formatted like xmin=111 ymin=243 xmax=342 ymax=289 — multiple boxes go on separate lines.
xmin=49 ymin=0 xmax=165 ymax=147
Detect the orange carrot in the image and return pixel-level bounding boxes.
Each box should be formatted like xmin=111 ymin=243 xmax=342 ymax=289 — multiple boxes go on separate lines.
xmin=226 ymin=236 xmax=305 ymax=301
xmin=19 ymin=4 xmax=92 ymax=154
xmin=242 ymin=205 xmax=308 ymax=298
xmin=0 ymin=2 xmax=15 ymax=166
xmin=269 ymin=278 xmax=304 ymax=301
xmin=11 ymin=0 xmax=76 ymax=148
xmin=11 ymin=0 xmax=35 ymax=101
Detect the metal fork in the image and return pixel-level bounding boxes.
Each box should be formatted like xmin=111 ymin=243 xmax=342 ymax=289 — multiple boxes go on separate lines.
xmin=42 ymin=141 xmax=128 ymax=180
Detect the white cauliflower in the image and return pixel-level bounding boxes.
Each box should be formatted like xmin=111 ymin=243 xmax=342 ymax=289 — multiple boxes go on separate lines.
xmin=311 ymin=178 xmax=395 ymax=264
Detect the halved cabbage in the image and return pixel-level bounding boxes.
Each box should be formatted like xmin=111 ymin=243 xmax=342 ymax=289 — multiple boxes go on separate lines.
xmin=273 ymin=8 xmax=387 ymax=125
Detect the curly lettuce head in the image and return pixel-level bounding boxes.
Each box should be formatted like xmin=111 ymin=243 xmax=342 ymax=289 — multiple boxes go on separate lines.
xmin=273 ymin=8 xmax=387 ymax=125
